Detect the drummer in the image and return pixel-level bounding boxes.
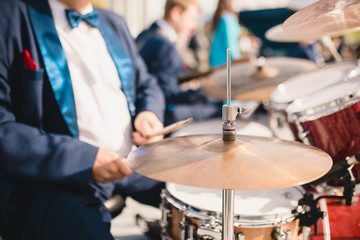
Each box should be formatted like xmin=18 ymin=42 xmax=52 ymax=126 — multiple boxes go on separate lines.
xmin=136 ymin=0 xmax=223 ymax=126
xmin=0 ymin=0 xmax=166 ymax=239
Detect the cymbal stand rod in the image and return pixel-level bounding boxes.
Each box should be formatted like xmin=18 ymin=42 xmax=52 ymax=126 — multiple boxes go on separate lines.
xmin=221 ymin=48 xmax=236 ymax=240
xmin=222 ymin=189 xmax=235 ymax=240
xmin=227 ymin=48 xmax=231 ymax=106
xmin=222 ymin=49 xmax=238 ymax=141
xmin=321 ymin=36 xmax=343 ymax=63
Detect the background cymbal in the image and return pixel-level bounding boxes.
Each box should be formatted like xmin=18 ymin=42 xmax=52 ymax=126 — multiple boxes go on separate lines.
xmin=265 ymin=24 xmax=319 ymax=42
xmin=128 ymin=134 xmax=332 ymax=190
xmin=283 ymin=0 xmax=360 ymax=38
xmin=203 ymin=57 xmax=317 ymax=102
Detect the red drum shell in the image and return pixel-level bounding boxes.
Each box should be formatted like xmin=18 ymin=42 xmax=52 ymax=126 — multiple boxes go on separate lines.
xmin=299 ymin=103 xmax=360 ymax=182
xmin=269 ymin=62 xmax=358 ymax=140
xmin=286 ymin=80 xmax=360 ymax=183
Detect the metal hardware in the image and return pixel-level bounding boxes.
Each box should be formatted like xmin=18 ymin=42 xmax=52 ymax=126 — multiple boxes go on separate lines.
xmin=222 ymin=189 xmax=235 ymax=240
xmin=186 ymin=224 xmax=194 ymax=240
xmin=179 ymin=206 xmax=186 ymax=240
xmin=198 ymin=220 xmax=222 ymax=240
xmin=271 ymin=223 xmax=292 ymax=240
xmin=160 ymin=189 xmax=170 ymax=240
xmin=236 ymin=232 xmax=245 ymax=240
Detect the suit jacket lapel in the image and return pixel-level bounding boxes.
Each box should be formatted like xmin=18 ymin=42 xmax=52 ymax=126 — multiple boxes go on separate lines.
xmin=27 ymin=0 xmax=79 ymax=138
xmin=97 ymin=15 xmax=136 ymax=117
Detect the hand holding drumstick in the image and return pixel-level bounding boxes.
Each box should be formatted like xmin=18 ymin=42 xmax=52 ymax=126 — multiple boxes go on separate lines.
xmin=132 ymin=111 xmax=193 ymax=146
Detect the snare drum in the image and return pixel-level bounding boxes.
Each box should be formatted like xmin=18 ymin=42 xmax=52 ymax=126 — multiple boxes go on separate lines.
xmin=269 ymin=62 xmax=358 ymax=140
xmin=171 ymin=118 xmax=273 ymax=137
xmin=161 ymin=183 xmax=305 ymax=240
xmin=286 ymin=79 xmax=360 ymax=181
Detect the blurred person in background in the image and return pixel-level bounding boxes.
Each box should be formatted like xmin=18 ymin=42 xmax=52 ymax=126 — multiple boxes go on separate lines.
xmin=136 ymin=0 xmax=222 ymax=126
xmin=209 ymin=0 xmax=241 ymax=67
xmin=239 ymin=7 xmax=324 ymax=65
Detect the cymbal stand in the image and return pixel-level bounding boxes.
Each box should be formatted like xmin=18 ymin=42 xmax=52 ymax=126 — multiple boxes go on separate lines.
xmin=221 ymin=49 xmax=250 ymax=240
xmin=321 ymin=35 xmax=343 ymax=63
xmin=345 ymin=59 xmax=360 ymax=80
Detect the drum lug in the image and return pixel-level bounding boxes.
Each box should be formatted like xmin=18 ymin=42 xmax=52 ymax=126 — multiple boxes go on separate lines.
xmin=160 ymin=190 xmax=168 ymax=228
xmin=295 ymin=121 xmax=310 ymax=144
xmin=271 ymin=223 xmax=292 ymax=240
xmin=298 ymin=130 xmax=310 ymax=143
xmin=197 ymin=216 xmax=222 ymax=240
xmin=160 ymin=190 xmax=171 ymax=240
xmin=179 ymin=206 xmax=186 ymax=240
xmin=186 ymin=224 xmax=194 ymax=240
xmin=197 ymin=227 xmax=221 ymax=240
xmin=236 ymin=232 xmax=245 ymax=240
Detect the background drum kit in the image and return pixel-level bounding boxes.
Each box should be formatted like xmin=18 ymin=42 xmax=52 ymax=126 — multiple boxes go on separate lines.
xmin=128 ymin=0 xmax=360 ymax=239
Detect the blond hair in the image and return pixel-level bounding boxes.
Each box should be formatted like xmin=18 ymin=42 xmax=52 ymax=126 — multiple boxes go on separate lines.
xmin=164 ymin=0 xmax=200 ymax=20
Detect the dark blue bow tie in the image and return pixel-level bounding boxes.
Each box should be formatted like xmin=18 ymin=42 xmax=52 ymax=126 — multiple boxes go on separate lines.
xmin=65 ymin=9 xmax=99 ymax=28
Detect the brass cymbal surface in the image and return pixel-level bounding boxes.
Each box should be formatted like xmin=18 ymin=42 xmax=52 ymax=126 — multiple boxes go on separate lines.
xmin=283 ymin=0 xmax=360 ymax=37
xmin=265 ymin=24 xmax=320 ymax=42
xmin=128 ymin=134 xmax=332 ymax=190
xmin=203 ymin=57 xmax=317 ymax=101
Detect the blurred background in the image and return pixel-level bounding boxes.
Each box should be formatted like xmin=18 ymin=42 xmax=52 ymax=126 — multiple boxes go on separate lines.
xmin=92 ymin=0 xmax=359 ymax=72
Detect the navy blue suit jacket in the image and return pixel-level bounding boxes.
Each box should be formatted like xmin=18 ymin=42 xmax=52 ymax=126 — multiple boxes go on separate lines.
xmin=0 ymin=0 xmax=164 ymax=221
xmin=136 ymin=22 xmax=222 ymax=125
xmin=136 ymin=22 xmax=206 ymax=105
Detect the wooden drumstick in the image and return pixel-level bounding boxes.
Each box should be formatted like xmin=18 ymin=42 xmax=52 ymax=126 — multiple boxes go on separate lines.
xmin=147 ymin=118 xmax=193 ymax=138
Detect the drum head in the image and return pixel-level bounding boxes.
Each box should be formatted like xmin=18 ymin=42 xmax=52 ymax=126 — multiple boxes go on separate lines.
xmin=166 ymin=183 xmax=304 ymax=222
xmin=271 ymin=61 xmax=358 ymax=105
xmin=286 ymin=79 xmax=360 ymax=121
xmin=172 ymin=118 xmax=273 ymax=137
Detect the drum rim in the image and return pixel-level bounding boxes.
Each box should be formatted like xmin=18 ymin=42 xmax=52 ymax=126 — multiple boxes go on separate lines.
xmin=270 ymin=61 xmax=358 ymax=105
xmin=163 ymin=185 xmax=304 ymax=227
xmin=287 ymin=90 xmax=360 ymax=123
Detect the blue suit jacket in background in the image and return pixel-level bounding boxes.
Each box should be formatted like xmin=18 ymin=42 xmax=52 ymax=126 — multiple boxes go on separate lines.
xmin=136 ymin=22 xmax=222 ymax=125
xmin=136 ymin=22 xmax=206 ymax=105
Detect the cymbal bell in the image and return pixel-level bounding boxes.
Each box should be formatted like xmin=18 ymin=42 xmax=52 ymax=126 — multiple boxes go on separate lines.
xmin=128 ymin=134 xmax=332 ymax=190
xmin=203 ymin=57 xmax=317 ymax=102
xmin=283 ymin=0 xmax=360 ymax=38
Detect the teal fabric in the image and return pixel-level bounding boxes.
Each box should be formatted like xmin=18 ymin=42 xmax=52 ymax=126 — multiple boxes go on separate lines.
xmin=98 ymin=19 xmax=136 ymax=117
xmin=209 ymin=12 xmax=241 ymax=67
xmin=28 ymin=3 xmax=79 ymax=138
xmin=28 ymin=4 xmax=136 ymax=138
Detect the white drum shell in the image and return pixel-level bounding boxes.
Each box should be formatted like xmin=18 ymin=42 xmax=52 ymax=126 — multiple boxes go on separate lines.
xmin=164 ymin=183 xmax=304 ymax=228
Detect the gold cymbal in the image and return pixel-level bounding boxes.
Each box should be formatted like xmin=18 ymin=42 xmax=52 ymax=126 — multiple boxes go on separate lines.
xmin=203 ymin=57 xmax=317 ymax=102
xmin=178 ymin=55 xmax=256 ymax=83
xmin=283 ymin=0 xmax=360 ymax=38
xmin=128 ymin=134 xmax=332 ymax=190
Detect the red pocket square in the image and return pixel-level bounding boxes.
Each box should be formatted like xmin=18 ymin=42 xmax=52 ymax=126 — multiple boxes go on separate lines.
xmin=23 ymin=49 xmax=38 ymax=71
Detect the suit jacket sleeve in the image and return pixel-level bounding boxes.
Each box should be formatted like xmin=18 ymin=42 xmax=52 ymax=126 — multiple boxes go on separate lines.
xmin=0 ymin=1 xmax=98 ymax=188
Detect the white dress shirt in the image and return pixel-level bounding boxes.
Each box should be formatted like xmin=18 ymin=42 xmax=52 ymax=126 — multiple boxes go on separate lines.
xmin=156 ymin=19 xmax=178 ymax=43
xmin=48 ymin=0 xmax=133 ymax=157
